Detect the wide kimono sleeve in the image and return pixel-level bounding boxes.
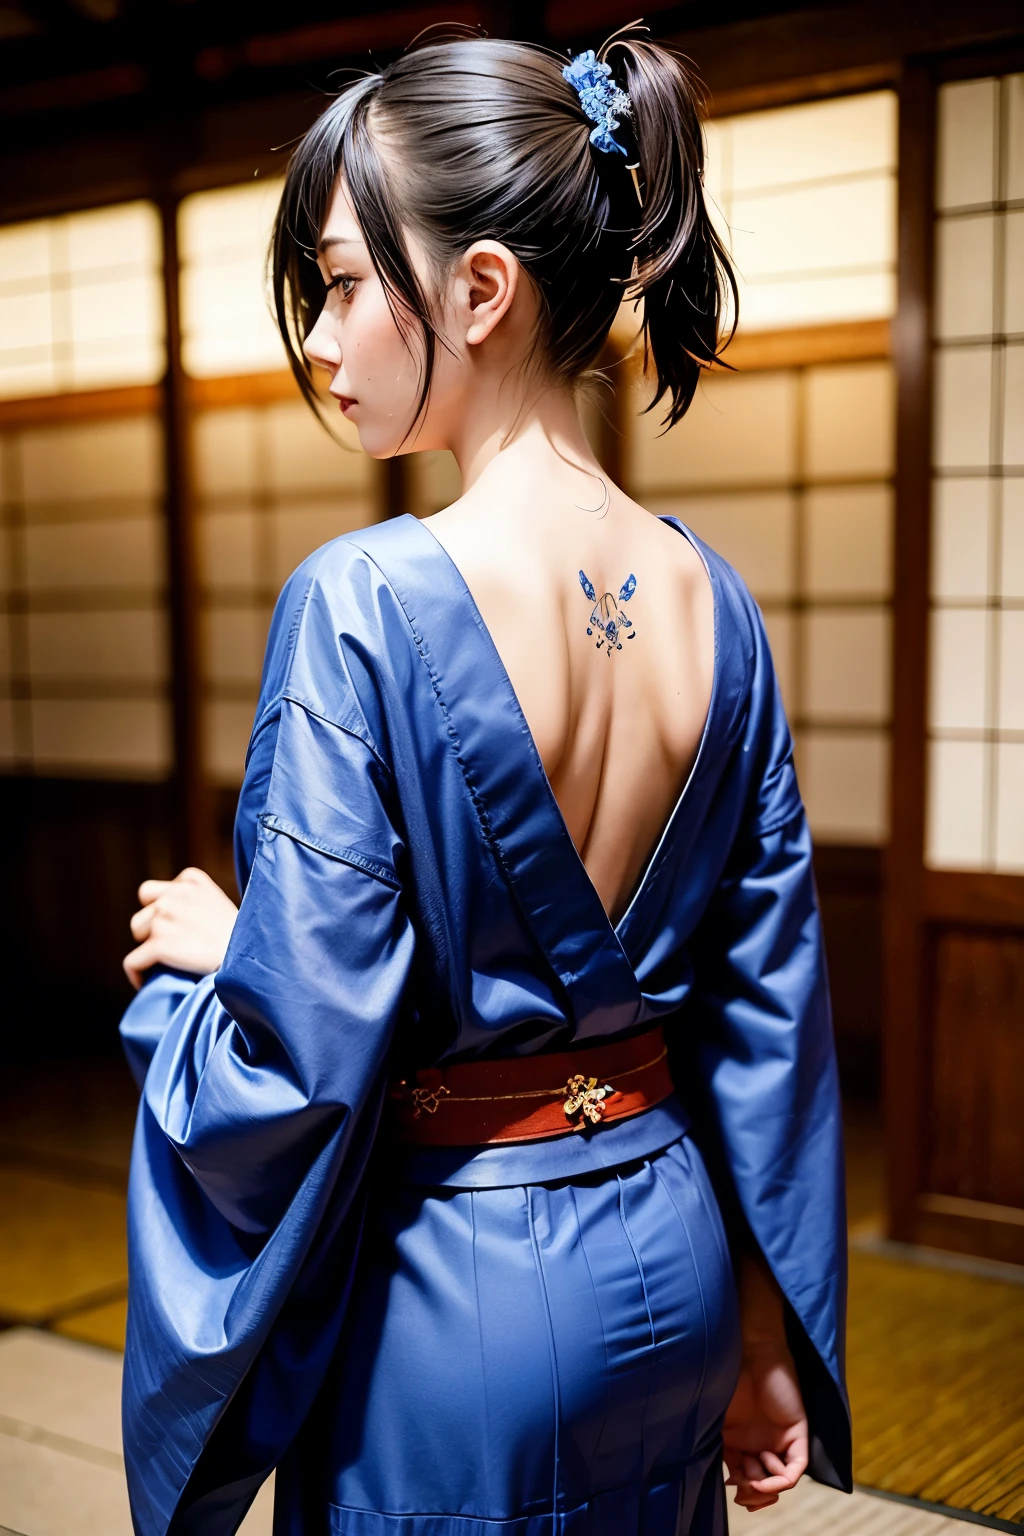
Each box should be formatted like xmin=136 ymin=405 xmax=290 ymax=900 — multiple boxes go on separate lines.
xmin=682 ymin=608 xmax=852 ymax=1494
xmin=118 ymin=563 xmax=415 ymax=1536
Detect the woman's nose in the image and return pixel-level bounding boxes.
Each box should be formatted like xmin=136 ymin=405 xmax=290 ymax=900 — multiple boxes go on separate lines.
xmin=303 ymin=309 xmax=342 ymax=372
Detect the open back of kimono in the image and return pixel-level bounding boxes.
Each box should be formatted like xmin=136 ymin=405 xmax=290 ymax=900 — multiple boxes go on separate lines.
xmin=120 ymin=514 xmax=851 ymax=1536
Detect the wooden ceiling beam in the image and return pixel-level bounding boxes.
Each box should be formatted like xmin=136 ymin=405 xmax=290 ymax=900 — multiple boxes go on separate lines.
xmin=1 ymin=1 xmax=1021 ymax=225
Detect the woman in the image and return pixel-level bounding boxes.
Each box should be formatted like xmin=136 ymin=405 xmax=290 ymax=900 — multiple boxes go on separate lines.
xmin=120 ymin=30 xmax=850 ymax=1536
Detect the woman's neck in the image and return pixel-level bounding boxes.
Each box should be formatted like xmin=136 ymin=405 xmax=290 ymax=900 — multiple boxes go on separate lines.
xmin=448 ymin=385 xmax=604 ymax=503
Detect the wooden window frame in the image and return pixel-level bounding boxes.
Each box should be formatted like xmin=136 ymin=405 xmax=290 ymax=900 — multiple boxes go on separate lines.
xmin=885 ymin=50 xmax=1024 ymax=1265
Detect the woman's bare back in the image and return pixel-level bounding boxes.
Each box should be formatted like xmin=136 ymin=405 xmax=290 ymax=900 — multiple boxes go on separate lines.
xmin=425 ymin=487 xmax=715 ymax=925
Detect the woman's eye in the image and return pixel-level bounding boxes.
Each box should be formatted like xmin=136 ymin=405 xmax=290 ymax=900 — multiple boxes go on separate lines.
xmin=325 ymin=273 xmax=357 ymax=301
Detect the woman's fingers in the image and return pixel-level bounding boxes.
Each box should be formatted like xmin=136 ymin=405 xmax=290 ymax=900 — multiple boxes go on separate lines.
xmin=178 ymin=866 xmax=212 ymax=885
xmin=760 ymin=1452 xmax=788 ymax=1477
xmin=725 ymin=1455 xmax=775 ymax=1510
xmin=726 ymin=1474 xmax=778 ymax=1511
xmin=741 ymin=1463 xmax=801 ymax=1495
xmin=123 ymin=939 xmax=161 ymax=988
xmin=741 ymin=1440 xmax=809 ymax=1495
xmin=725 ymin=1431 xmax=808 ymax=1509
xmin=129 ymin=905 xmax=154 ymax=940
xmin=138 ymin=868 xmax=209 ymax=905
xmin=744 ymin=1471 xmax=794 ymax=1494
xmin=124 ymin=866 xmax=239 ymax=983
xmin=731 ymin=1479 xmax=779 ymax=1511
xmin=767 ymin=1439 xmax=808 ymax=1485
xmin=776 ymin=1433 xmax=809 ymax=1485
xmin=130 ymin=888 xmax=186 ymax=940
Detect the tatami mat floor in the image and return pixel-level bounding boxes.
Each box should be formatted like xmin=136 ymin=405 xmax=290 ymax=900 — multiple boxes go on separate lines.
xmin=0 ymin=1325 xmax=988 ymax=1536
xmin=842 ymin=1106 xmax=1024 ymax=1526
xmin=0 ymin=1328 xmax=273 ymax=1536
xmin=1 ymin=1060 xmax=1022 ymax=1532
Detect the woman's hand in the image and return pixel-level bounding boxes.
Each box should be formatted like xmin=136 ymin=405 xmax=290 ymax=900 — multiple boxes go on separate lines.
xmin=724 ymin=1254 xmax=809 ymax=1512
xmin=123 ymin=867 xmax=239 ymax=989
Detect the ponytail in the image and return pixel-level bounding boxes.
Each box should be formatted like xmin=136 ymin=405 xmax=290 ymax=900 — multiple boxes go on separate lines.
xmin=600 ymin=29 xmax=737 ymax=428
xmin=271 ymin=28 xmax=733 ymax=439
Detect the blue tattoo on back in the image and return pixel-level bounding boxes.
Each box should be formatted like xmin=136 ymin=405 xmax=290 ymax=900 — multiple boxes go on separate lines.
xmin=579 ymin=570 xmax=637 ymax=655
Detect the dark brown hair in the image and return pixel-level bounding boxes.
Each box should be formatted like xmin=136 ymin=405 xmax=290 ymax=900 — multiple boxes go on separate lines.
xmin=271 ymin=26 xmax=736 ymax=435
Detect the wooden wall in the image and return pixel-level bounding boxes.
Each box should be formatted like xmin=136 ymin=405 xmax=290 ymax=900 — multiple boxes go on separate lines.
xmin=0 ymin=778 xmax=172 ymax=1058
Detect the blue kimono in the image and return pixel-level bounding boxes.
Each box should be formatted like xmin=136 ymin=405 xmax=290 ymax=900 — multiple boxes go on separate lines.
xmin=120 ymin=514 xmax=850 ymax=1536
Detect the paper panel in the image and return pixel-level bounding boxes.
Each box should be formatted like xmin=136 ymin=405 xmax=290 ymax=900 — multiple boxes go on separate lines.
xmin=264 ymin=401 xmax=374 ymax=494
xmin=651 ymin=492 xmax=796 ymax=601
xmin=27 ymin=610 xmax=168 ymax=682
xmin=1005 ymin=75 xmax=1024 ymax=201
xmin=1002 ymin=343 xmax=1024 ymax=467
xmin=30 ymin=698 xmax=171 ymax=777
xmin=19 ymin=417 xmax=164 ymax=503
xmin=928 ymin=607 xmax=988 ymax=732
xmin=1002 ymin=210 xmax=1024 ymax=334
xmin=22 ymin=518 xmax=165 ymax=591
xmin=0 ymin=219 xmax=52 ymax=286
xmin=729 ymin=91 xmax=897 ymax=189
xmin=628 ymin=371 xmax=798 ymax=491
xmin=805 ymin=362 xmax=895 ymax=480
xmin=799 ymin=730 xmax=890 ymax=844
xmin=804 ymin=608 xmax=891 ymax=723
xmin=730 ymin=174 xmax=894 ymax=279
xmin=65 ymin=201 xmax=161 ymax=273
xmin=202 ymin=605 xmax=269 ymax=686
xmin=925 ymin=738 xmax=987 ymax=869
xmin=197 ymin=509 xmax=259 ymax=591
xmin=934 ymin=214 xmax=996 ymax=341
xmin=932 ymin=346 xmax=994 ymax=472
xmin=193 ymin=409 xmax=258 ymax=498
xmin=930 ymin=478 xmax=992 ymax=602
xmin=269 ymin=499 xmax=379 ymax=587
xmin=997 ymin=609 xmax=1024 ymax=731
xmin=0 ymin=355 xmax=57 ymax=400
xmin=204 ymin=698 xmax=257 ymax=786
xmin=936 ymin=79 xmax=997 ymax=211
xmin=762 ymin=607 xmax=796 ymax=714
xmin=1001 ymin=477 xmax=1024 ymax=598
xmin=178 ymin=180 xmax=284 ymax=262
xmin=737 ymin=270 xmax=895 ymax=331
xmin=994 ymin=742 xmax=1024 ymax=873
xmin=806 ymin=485 xmax=893 ymax=599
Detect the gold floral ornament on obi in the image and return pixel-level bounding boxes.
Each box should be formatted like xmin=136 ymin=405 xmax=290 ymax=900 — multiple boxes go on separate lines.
xmin=397 ymin=1070 xmax=452 ymax=1117
xmin=563 ymin=1074 xmax=617 ymax=1130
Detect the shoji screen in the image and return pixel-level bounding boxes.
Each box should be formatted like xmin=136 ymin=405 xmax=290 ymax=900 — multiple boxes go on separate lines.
xmin=0 ymin=202 xmax=164 ymax=399
xmin=626 ymin=90 xmax=898 ymax=847
xmin=0 ymin=203 xmax=169 ymax=779
xmin=178 ymin=180 xmax=286 ymax=380
xmin=0 ymin=417 xmax=169 ymax=778
xmin=193 ymin=401 xmax=382 ymax=784
xmin=926 ymin=74 xmax=1024 ymax=871
xmin=179 ymin=179 xmax=385 ymax=788
xmin=704 ymin=91 xmax=897 ymax=330
xmin=629 ymin=360 xmax=894 ymax=843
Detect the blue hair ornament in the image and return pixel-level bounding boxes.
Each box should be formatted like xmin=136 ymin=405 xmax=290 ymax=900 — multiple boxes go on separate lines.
xmin=562 ymin=49 xmax=631 ymax=157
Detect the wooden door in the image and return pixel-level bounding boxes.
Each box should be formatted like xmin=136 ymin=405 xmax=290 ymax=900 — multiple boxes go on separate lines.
xmin=886 ymin=60 xmax=1024 ymax=1266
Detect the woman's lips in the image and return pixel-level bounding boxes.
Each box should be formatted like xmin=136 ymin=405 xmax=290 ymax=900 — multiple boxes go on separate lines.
xmin=336 ymin=396 xmax=357 ymax=415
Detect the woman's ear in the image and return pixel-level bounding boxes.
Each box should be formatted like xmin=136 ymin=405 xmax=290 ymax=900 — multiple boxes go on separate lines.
xmin=457 ymin=241 xmax=519 ymax=348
